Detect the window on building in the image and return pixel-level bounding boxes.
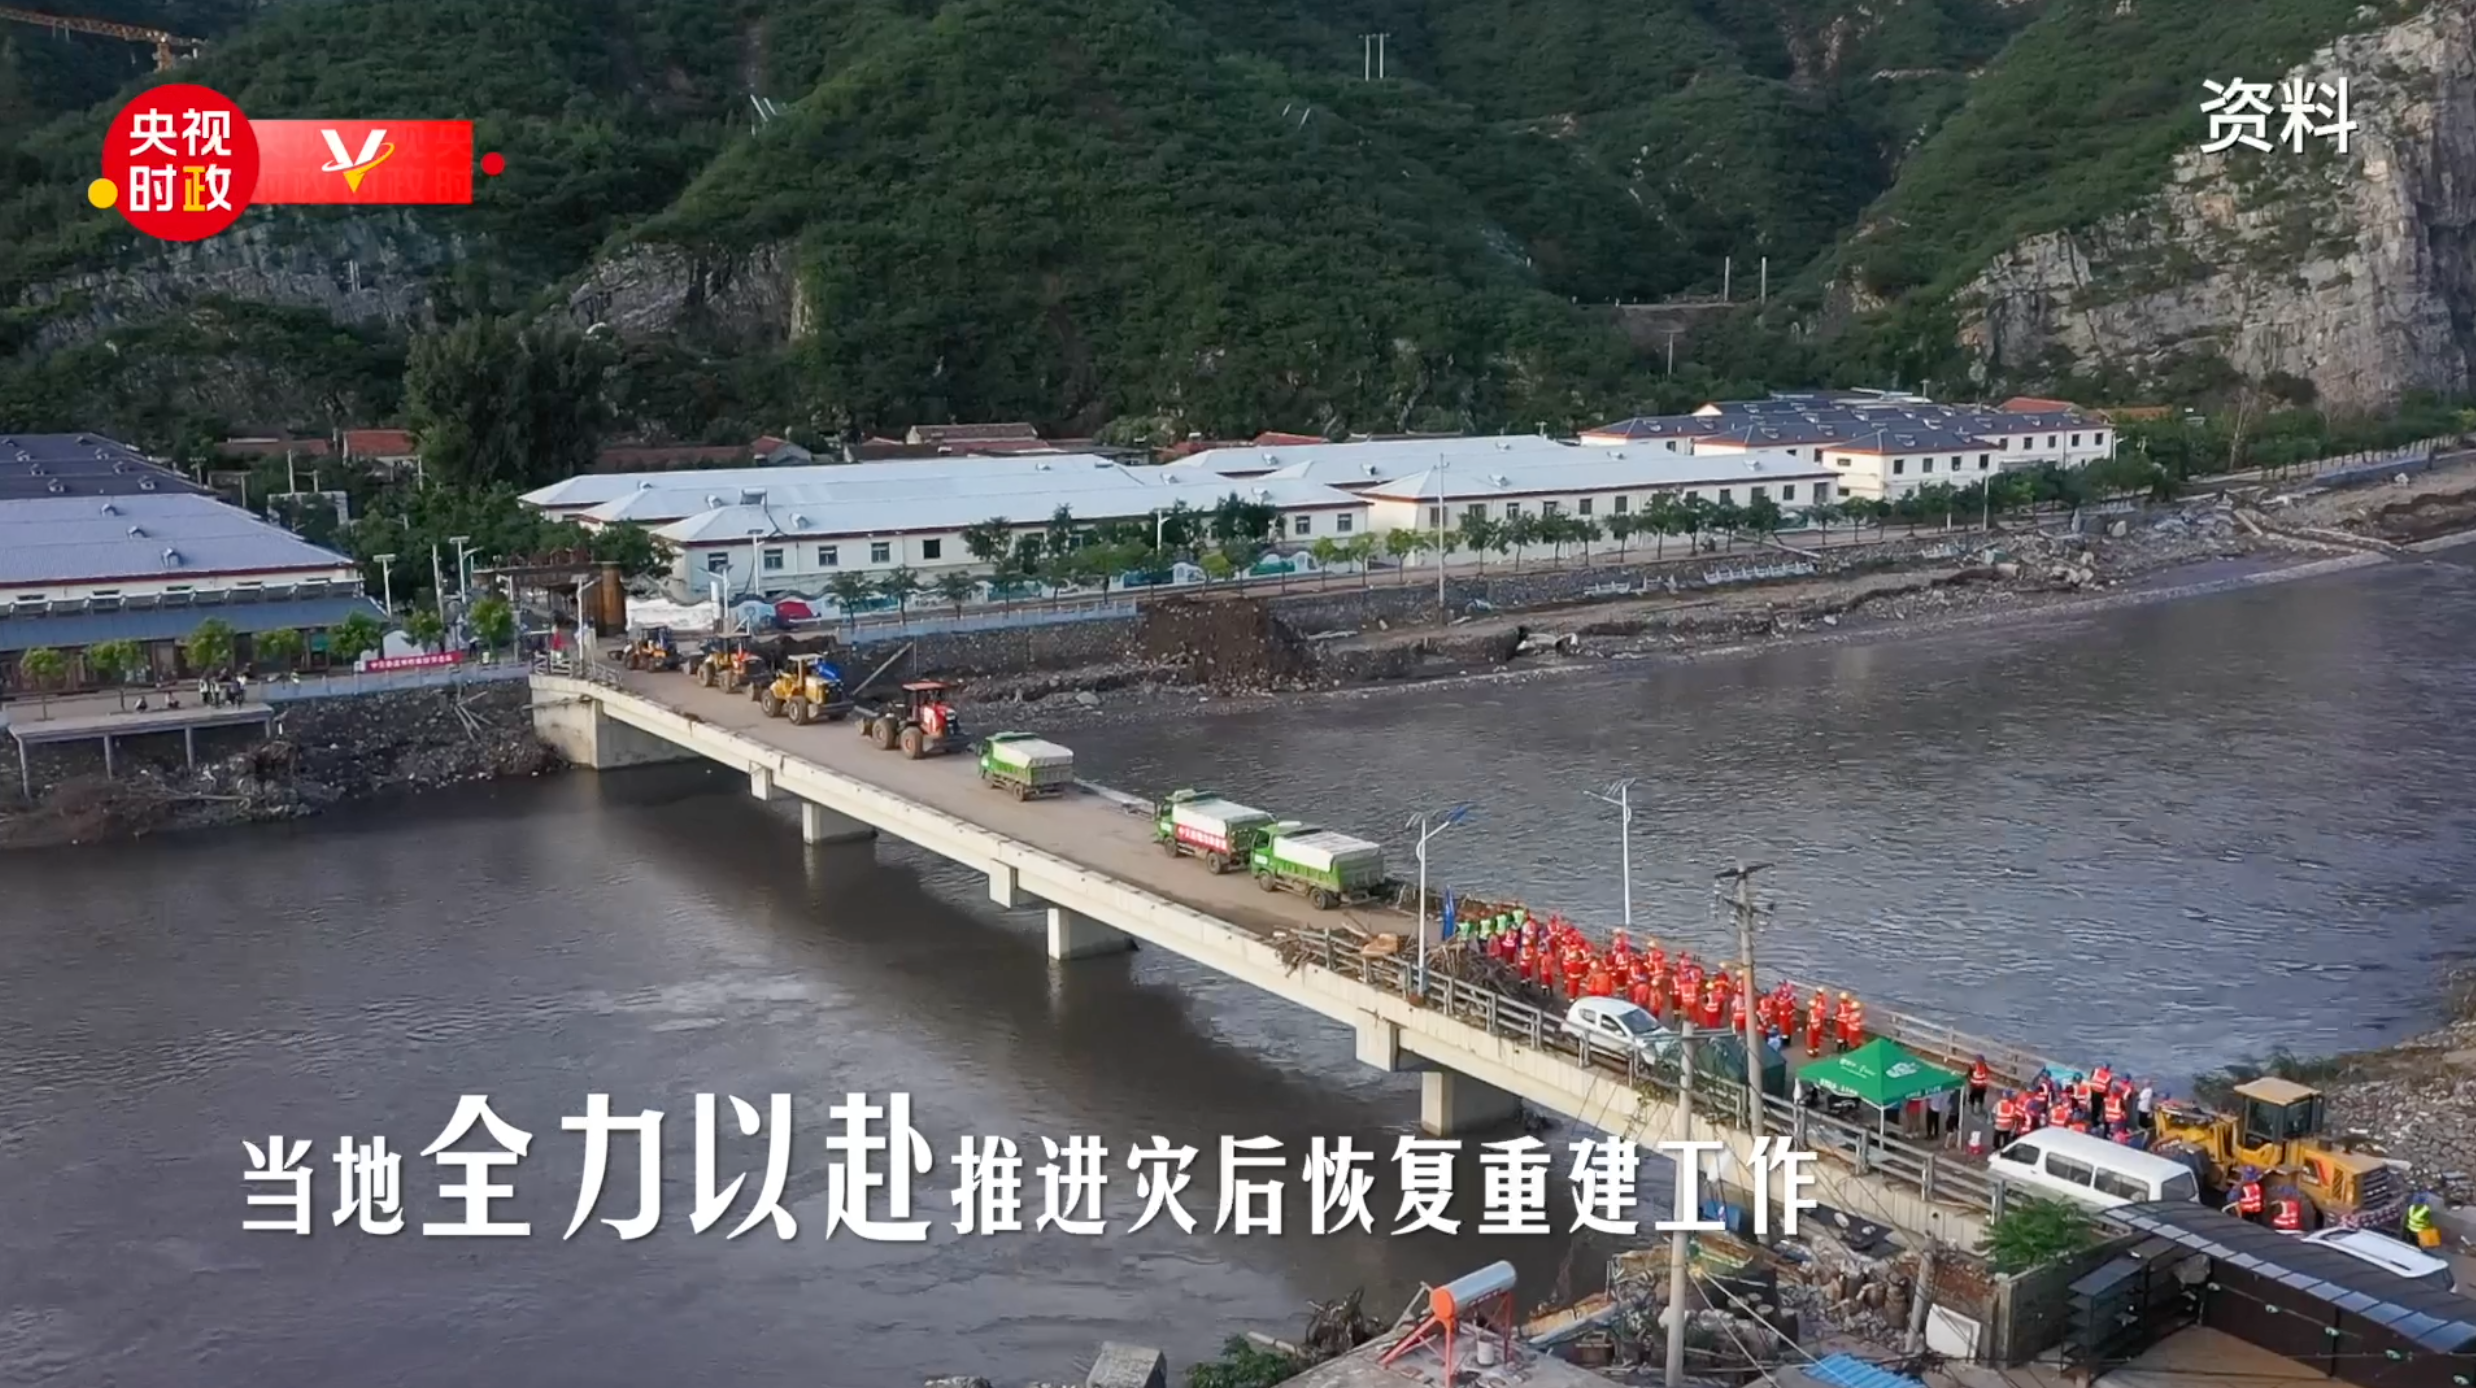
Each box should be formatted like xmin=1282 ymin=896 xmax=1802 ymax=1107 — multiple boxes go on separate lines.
xmin=1978 ymin=455 xmax=1991 ymax=470
xmin=1922 ymin=458 xmax=1935 ymax=473
xmin=2072 ymin=433 xmax=2082 ymax=447
xmin=1503 ymin=502 xmax=1521 ymax=518
xmin=817 ymin=545 xmax=838 ymax=567
xmin=1541 ymin=500 xmax=1561 ymax=517
xmin=164 ymin=584 xmax=191 ymax=593
xmin=921 ymin=538 xmax=942 ymax=561
xmin=1781 ymin=485 xmax=1796 ymax=502
xmin=1427 ymin=506 xmax=1443 ymax=527
xmin=1815 ymin=482 xmax=1832 ymax=503
xmin=870 ymin=541 xmax=891 ymax=564
xmin=2048 ymin=435 xmax=2058 ymax=448
xmin=1293 ymin=514 xmax=1312 ymax=536
xmin=762 ymin=548 xmax=784 ymax=572
xmin=2096 ymin=432 xmax=2109 ymax=449
xmin=1751 ymin=486 xmax=1768 ymax=501
xmin=706 ymin=553 xmax=731 ymax=574
xmin=1892 ymin=459 xmax=1907 ymax=475
xmin=1577 ymin=497 xmax=1593 ymax=516
xmin=1716 ymin=489 xmax=1732 ymax=505
xmin=1465 ymin=504 xmax=1487 ymax=522
xmin=1834 ymin=456 xmax=1851 ymax=468
xmin=1336 ymin=514 xmax=1353 ymax=534
xmin=1613 ymin=495 xmax=1630 ymax=514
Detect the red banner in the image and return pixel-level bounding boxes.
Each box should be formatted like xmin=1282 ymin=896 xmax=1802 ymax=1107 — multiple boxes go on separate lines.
xmin=248 ymin=120 xmax=474 ymax=206
xmin=362 ymin=652 xmax=466 ymax=672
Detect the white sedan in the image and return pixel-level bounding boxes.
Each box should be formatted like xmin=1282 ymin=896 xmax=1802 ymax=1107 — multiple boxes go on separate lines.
xmin=1561 ymin=997 xmax=1676 ymax=1064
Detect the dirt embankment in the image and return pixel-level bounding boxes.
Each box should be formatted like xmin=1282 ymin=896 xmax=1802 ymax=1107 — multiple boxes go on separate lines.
xmin=0 ymin=683 xmax=559 ymax=849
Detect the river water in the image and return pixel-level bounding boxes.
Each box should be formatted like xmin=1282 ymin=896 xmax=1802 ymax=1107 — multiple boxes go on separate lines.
xmin=4 ymin=557 xmax=2473 ymax=1386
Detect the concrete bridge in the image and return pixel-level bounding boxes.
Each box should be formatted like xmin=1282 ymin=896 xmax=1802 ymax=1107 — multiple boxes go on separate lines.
xmin=530 ymin=660 xmax=1997 ymax=1248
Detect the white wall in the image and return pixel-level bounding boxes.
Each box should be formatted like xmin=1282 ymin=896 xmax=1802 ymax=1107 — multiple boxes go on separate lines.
xmin=1 ymin=565 xmax=361 ymax=605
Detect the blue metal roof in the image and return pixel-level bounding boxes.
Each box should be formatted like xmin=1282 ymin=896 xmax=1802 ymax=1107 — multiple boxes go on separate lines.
xmin=1803 ymin=1354 xmax=1926 ymax=1388
xmin=0 ymin=594 xmax=383 ymax=652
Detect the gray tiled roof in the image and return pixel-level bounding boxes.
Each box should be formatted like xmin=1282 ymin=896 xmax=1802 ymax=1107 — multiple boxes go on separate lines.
xmin=0 ymin=594 xmax=383 ymax=653
xmin=0 ymin=492 xmax=355 ymax=587
xmin=0 ymin=432 xmax=208 ymax=501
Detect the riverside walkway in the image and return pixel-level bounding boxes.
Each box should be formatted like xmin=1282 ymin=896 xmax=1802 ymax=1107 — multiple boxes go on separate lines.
xmin=531 ymin=657 xmax=2019 ymax=1247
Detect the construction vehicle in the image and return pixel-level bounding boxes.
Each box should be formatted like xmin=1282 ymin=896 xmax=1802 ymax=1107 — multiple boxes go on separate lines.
xmin=0 ymin=7 xmax=205 ymax=72
xmin=2151 ymin=1076 xmax=2411 ymax=1231
xmin=859 ymin=680 xmax=961 ymax=758
xmin=1153 ymin=789 xmax=1276 ymax=874
xmin=975 ymin=732 xmax=1075 ymax=800
xmin=734 ymin=632 xmax=839 ymax=700
xmin=615 ymin=626 xmax=681 ymax=671
xmin=1248 ymin=820 xmax=1388 ymax=909
xmin=757 ymin=653 xmax=850 ymax=724
xmin=690 ymin=640 xmax=760 ymax=693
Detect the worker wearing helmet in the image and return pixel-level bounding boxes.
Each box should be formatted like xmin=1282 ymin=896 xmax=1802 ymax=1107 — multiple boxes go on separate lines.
xmin=1968 ymin=1055 xmax=1992 ymax=1113
xmin=2229 ymin=1166 xmax=2266 ymax=1220
xmin=2406 ymin=1194 xmax=2441 ymax=1249
xmin=1806 ymin=989 xmax=1829 ymax=1055
xmin=1835 ymin=993 xmax=1863 ymax=1052
xmin=2269 ymin=1193 xmax=2305 ymax=1232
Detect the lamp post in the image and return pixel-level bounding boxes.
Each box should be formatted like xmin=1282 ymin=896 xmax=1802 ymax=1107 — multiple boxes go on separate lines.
xmin=1405 ymin=802 xmax=1472 ymax=997
xmin=372 ymin=553 xmax=397 ymax=617
xmin=1431 ymin=459 xmax=1450 ymax=613
xmin=1586 ymin=777 xmax=1638 ymax=930
xmin=450 ymin=535 xmax=475 ymax=604
xmin=575 ymin=574 xmax=600 ymax=666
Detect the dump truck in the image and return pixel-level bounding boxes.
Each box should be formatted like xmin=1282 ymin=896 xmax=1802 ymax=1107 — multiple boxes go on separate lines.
xmin=1248 ymin=821 xmax=1388 ymax=909
xmin=1153 ymin=789 xmax=1276 ymax=874
xmin=975 ymin=732 xmax=1075 ymax=800
xmin=2151 ymin=1076 xmax=2411 ymax=1231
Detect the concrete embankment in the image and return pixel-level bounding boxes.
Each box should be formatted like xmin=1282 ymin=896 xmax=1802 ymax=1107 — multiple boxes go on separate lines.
xmin=0 ymin=682 xmax=559 ymax=848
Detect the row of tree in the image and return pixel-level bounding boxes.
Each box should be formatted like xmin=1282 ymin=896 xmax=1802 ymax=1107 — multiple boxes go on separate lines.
xmin=13 ymin=599 xmax=523 ymax=709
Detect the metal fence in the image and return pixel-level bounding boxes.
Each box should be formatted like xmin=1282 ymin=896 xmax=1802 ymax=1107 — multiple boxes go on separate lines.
xmin=256 ymin=663 xmax=534 ymax=702
xmin=836 ymin=598 xmax=1138 ymax=642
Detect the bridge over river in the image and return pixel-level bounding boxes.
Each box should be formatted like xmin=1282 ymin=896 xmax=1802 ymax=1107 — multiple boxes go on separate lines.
xmin=530 ymin=659 xmax=2055 ymax=1248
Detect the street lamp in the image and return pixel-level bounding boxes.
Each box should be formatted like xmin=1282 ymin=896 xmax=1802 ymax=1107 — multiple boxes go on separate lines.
xmin=1431 ymin=459 xmax=1450 ymax=613
xmin=371 ymin=553 xmax=397 ymax=616
xmin=449 ymin=535 xmax=475 ymax=605
xmin=575 ymin=574 xmax=600 ymax=667
xmin=1404 ymin=802 xmax=1472 ymax=996
xmin=1586 ymin=777 xmax=1638 ymax=929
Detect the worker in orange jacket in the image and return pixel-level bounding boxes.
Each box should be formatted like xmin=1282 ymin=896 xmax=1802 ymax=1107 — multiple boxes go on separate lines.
xmin=1806 ymin=990 xmax=1829 ymax=1054
xmin=1835 ymin=993 xmax=1864 ymax=1052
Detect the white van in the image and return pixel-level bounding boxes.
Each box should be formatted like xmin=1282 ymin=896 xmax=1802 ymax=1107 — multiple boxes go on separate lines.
xmin=1989 ymin=1128 xmax=2203 ymax=1211
xmin=2303 ymin=1227 xmax=2458 ymax=1293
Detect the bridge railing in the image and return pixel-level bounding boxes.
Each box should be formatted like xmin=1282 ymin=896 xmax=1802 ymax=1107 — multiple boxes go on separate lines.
xmin=1297 ymin=933 xmax=1997 ymax=1217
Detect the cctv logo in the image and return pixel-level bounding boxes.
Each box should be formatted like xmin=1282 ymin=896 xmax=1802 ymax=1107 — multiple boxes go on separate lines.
xmin=318 ymin=127 xmax=393 ymax=192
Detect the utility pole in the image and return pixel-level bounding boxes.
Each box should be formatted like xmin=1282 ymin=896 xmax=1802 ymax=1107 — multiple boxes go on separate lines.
xmin=431 ymin=545 xmax=447 ymax=622
xmin=1378 ymin=32 xmax=1389 ymax=80
xmin=1722 ymin=256 xmax=1732 ymax=302
xmin=1363 ymin=33 xmax=1371 ymax=81
xmin=1432 ymin=460 xmax=1450 ymax=616
xmin=1760 ymin=256 xmax=1769 ymax=305
xmin=1718 ymin=861 xmax=1773 ymax=1137
xmin=1664 ymin=1018 xmax=1697 ymax=1388
xmin=1666 ymin=329 xmax=1677 ymax=376
xmin=1586 ymin=779 xmax=1637 ymax=929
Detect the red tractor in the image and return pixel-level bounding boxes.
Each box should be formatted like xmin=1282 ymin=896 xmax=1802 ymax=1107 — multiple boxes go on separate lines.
xmin=861 ymin=680 xmax=963 ymax=759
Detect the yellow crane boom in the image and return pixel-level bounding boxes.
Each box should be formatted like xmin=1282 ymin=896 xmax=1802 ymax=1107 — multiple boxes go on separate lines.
xmin=0 ymin=6 xmax=205 ymax=72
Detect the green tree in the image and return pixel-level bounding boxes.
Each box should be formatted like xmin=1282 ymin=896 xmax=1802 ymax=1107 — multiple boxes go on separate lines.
xmin=256 ymin=627 xmax=307 ymax=672
xmin=1009 ymin=532 xmax=1046 ymax=574
xmin=1980 ymin=1197 xmax=2098 ymax=1275
xmin=1645 ymin=495 xmax=1681 ymax=558
xmin=1456 ymin=511 xmax=1497 ymax=566
xmin=1804 ymin=500 xmax=1844 ymax=544
xmin=404 ymin=315 xmax=612 ymax=491
xmin=16 ymin=646 xmax=65 ymax=716
xmin=1384 ymin=526 xmax=1423 ymax=566
xmin=329 ymin=611 xmax=383 ymax=665
xmin=876 ymin=566 xmax=921 ymax=612
xmin=86 ymin=638 xmax=142 ymax=709
xmin=933 ymin=570 xmax=979 ymax=616
xmin=1706 ymin=498 xmax=1744 ymax=548
xmin=1187 ymin=1336 xmax=1301 ymax=1388
xmin=1743 ymin=493 xmax=1784 ymax=537
xmin=1605 ymin=511 xmax=1638 ymax=559
xmin=828 ymin=572 xmax=876 ymax=630
xmin=183 ymin=617 xmax=238 ymax=675
xmin=406 ymin=607 xmax=447 ymax=650
xmin=1309 ymin=536 xmax=1344 ymax=577
xmin=588 ymin=522 xmax=664 ymax=580
xmin=467 ymin=597 xmax=516 ymax=653
xmin=1199 ymin=550 xmax=1236 ymax=582
xmin=962 ymin=517 xmax=1014 ymax=568
xmin=1342 ymin=532 xmax=1379 ymax=588
xmin=1044 ymin=505 xmax=1077 ymax=558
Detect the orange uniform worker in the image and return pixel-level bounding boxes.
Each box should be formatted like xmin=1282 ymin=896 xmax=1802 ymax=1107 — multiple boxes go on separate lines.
xmin=1807 ymin=989 xmax=1829 ymax=1053
xmin=1993 ymin=1092 xmax=2020 ymax=1140
xmin=1835 ymin=993 xmax=1864 ymax=1052
xmin=2269 ymin=1195 xmax=2304 ymax=1231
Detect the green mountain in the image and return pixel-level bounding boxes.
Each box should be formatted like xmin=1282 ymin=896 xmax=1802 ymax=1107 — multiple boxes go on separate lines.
xmin=0 ymin=0 xmax=2436 ymax=450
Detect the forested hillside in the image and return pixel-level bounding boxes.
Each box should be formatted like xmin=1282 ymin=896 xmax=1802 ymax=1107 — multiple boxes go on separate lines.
xmin=0 ymin=0 xmax=2439 ymax=450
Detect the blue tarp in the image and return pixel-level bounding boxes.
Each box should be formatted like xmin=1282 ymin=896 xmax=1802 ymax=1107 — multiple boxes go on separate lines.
xmin=1803 ymin=1354 xmax=1926 ymax=1388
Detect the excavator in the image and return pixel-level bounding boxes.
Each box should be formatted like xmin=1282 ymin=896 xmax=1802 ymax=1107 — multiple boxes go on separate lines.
xmin=757 ymin=653 xmax=849 ymax=725
xmin=2151 ymin=1076 xmax=2410 ymax=1231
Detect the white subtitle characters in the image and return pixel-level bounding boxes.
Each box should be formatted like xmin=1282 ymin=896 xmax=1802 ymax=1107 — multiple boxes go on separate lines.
xmin=419 ymin=1095 xmax=533 ymax=1237
xmin=952 ymin=1135 xmax=1026 ymax=1235
xmin=128 ymin=108 xmax=177 ymax=157
xmin=180 ymin=107 xmax=231 ymax=157
xmin=1301 ymin=1136 xmax=1377 ymax=1236
xmin=822 ymin=1091 xmax=933 ymax=1241
xmin=1747 ymin=1136 xmax=1819 ymax=1237
xmin=1215 ymin=1136 xmax=1285 ymax=1236
xmin=1037 ymin=1136 xmax=1109 ymax=1235
xmin=1125 ymin=1136 xmax=1199 ymax=1234
xmin=2200 ymin=77 xmax=2275 ymax=153
xmin=562 ymin=1094 xmax=663 ymax=1241
xmin=691 ymin=1093 xmax=798 ymax=1239
xmin=1478 ymin=1136 xmax=1552 ymax=1235
xmin=242 ymin=1136 xmax=314 ymax=1234
xmin=1391 ymin=1136 xmax=1461 ymax=1236
xmin=1658 ymin=1139 xmax=1726 ymax=1233
xmin=331 ymin=1136 xmax=404 ymax=1235
xmin=1568 ymin=1137 xmax=1641 ymax=1235
xmin=2205 ymin=75 xmax=2354 ymax=155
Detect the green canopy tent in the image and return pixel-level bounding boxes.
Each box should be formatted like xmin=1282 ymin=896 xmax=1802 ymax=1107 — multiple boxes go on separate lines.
xmin=1798 ymin=1037 xmax=1965 ymax=1134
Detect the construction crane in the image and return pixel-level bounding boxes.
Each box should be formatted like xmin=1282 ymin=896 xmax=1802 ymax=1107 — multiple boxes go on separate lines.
xmin=0 ymin=6 xmax=205 ymax=72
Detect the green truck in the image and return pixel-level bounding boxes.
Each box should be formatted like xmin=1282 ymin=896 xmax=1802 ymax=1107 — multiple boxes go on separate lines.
xmin=1154 ymin=789 xmax=1277 ymax=873
xmin=975 ymin=732 xmax=1075 ymax=800
xmin=1248 ymin=821 xmax=1388 ymax=909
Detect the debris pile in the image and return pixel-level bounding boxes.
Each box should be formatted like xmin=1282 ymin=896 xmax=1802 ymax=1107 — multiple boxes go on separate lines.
xmin=2321 ymin=969 xmax=2476 ymax=1208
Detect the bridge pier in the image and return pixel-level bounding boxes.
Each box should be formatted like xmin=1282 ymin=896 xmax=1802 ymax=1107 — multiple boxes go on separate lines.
xmin=989 ymin=863 xmax=1022 ymax=908
xmin=1355 ymin=1014 xmax=1413 ymax=1072
xmin=801 ymin=801 xmax=877 ymax=845
xmin=531 ymin=695 xmax=697 ymax=770
xmin=1047 ymin=906 xmax=1134 ymax=962
xmin=1419 ymin=1070 xmax=1524 ymax=1136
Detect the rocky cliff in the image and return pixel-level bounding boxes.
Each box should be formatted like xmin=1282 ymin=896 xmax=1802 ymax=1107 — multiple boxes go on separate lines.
xmin=1959 ymin=0 xmax=2476 ymax=408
